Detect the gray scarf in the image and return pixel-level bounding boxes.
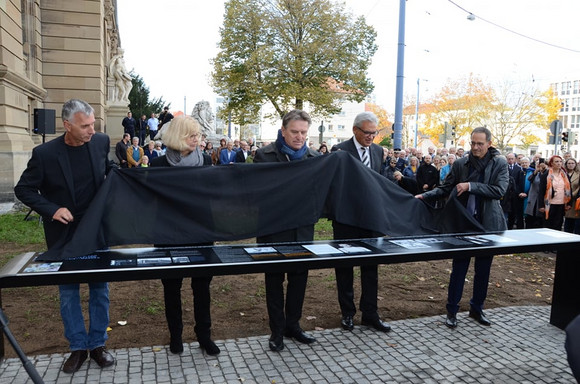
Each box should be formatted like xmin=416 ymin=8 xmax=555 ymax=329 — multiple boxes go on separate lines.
xmin=165 ymin=147 xmax=204 ymax=167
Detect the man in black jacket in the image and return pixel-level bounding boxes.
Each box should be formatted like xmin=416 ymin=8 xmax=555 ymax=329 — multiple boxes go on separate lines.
xmin=15 ymin=99 xmax=115 ymax=373
xmin=331 ymin=111 xmax=391 ymax=334
xmin=254 ymin=109 xmax=319 ymax=352
xmin=121 ymin=111 xmax=136 ymax=138
xmin=115 ymin=132 xmax=131 ymax=168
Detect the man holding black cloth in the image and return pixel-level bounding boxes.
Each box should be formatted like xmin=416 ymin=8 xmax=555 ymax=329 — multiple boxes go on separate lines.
xmin=254 ymin=109 xmax=319 ymax=352
xmin=15 ymin=99 xmax=116 ymax=373
xmin=416 ymin=127 xmax=508 ymax=328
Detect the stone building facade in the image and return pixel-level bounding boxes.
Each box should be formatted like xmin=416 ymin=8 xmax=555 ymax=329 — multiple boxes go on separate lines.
xmin=0 ymin=0 xmax=128 ymax=202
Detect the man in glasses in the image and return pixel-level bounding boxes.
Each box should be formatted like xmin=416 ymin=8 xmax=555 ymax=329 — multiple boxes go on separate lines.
xmin=331 ymin=111 xmax=391 ymax=334
xmin=416 ymin=127 xmax=508 ymax=329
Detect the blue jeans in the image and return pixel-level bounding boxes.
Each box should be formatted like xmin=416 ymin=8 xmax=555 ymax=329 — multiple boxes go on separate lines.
xmin=59 ymin=283 xmax=109 ymax=351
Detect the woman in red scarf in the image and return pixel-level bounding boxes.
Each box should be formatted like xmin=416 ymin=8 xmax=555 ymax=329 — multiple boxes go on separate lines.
xmin=539 ymin=155 xmax=572 ymax=230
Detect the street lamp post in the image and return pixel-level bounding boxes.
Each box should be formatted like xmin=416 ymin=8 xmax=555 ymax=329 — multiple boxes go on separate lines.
xmin=415 ymin=78 xmax=420 ymax=148
xmin=393 ymin=0 xmax=406 ymax=150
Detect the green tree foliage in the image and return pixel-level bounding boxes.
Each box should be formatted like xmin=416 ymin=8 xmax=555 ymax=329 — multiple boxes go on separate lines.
xmin=128 ymin=71 xmax=168 ymax=119
xmin=211 ymin=0 xmax=377 ymax=124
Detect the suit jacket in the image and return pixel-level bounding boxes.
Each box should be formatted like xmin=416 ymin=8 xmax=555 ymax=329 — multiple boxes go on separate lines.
xmin=219 ymin=148 xmax=237 ymax=164
xmin=508 ymin=163 xmax=524 ymax=195
xmin=14 ymin=133 xmax=112 ymax=249
xmin=332 ymin=137 xmax=383 ymax=174
xmin=235 ymin=150 xmax=249 ymax=163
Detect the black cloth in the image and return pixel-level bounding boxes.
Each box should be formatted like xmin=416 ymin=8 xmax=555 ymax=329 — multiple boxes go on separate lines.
xmin=254 ymin=142 xmax=319 ymax=336
xmin=566 ymin=314 xmax=580 ymax=382
xmin=14 ymin=133 xmax=112 ymax=251
xmin=38 ymin=151 xmax=485 ymax=261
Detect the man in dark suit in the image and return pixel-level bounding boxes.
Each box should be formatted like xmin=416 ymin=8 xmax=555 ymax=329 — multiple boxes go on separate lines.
xmin=254 ymin=109 xmax=319 ymax=352
xmin=14 ymin=99 xmax=115 ymax=373
xmin=235 ymin=140 xmax=250 ymax=163
xmin=115 ymin=132 xmax=130 ymax=168
xmin=330 ymin=111 xmax=391 ymax=334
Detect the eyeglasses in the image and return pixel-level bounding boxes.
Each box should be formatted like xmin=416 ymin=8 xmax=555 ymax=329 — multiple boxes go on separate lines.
xmin=356 ymin=126 xmax=378 ymax=137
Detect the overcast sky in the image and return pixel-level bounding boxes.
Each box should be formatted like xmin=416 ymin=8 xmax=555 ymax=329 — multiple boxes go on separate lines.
xmin=117 ymin=0 xmax=580 ymax=115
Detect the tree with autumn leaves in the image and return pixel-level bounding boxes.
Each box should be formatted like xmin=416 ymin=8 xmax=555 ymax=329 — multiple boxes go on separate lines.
xmin=413 ymin=74 xmax=560 ymax=151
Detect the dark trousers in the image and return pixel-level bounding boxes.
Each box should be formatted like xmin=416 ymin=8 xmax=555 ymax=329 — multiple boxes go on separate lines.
xmin=564 ymin=217 xmax=580 ymax=234
xmin=545 ymin=204 xmax=565 ymax=231
xmin=335 ymin=265 xmax=379 ymax=320
xmin=162 ymin=276 xmax=212 ymax=342
xmin=508 ymin=198 xmax=525 ymax=229
xmin=446 ymin=255 xmax=494 ymax=315
xmin=265 ymin=270 xmax=308 ymax=336
xmin=525 ymin=214 xmax=543 ymax=229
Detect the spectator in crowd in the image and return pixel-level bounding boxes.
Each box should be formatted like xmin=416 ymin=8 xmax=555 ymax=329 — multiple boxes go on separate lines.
xmin=121 ymin=111 xmax=136 ymax=138
xmin=416 ymin=154 xmax=439 ymax=193
xmin=439 ymin=154 xmax=455 ymax=184
xmin=448 ymin=146 xmax=457 ymax=156
xmin=318 ymin=143 xmax=329 ymax=155
xmin=456 ymin=147 xmax=465 ymax=158
xmin=154 ymin=141 xmax=165 ymax=156
xmin=214 ymin=138 xmax=227 ymax=164
xmin=126 ymin=137 xmax=144 ymax=168
xmin=539 ymin=155 xmax=571 ymax=231
xmin=519 ymin=157 xmax=534 ymax=227
xmin=246 ymin=146 xmax=257 ymax=163
xmin=205 ymin=141 xmax=215 ymax=155
xmin=416 ymin=127 xmax=508 ymax=328
xmin=506 ymin=153 xmax=524 ymax=229
xmin=144 ymin=140 xmax=159 ymax=161
xmin=382 ymin=157 xmax=399 ymax=182
xmin=138 ymin=114 xmax=148 ymax=145
xmin=115 ymin=132 xmax=131 ymax=168
xmin=254 ymin=109 xmax=319 ymax=352
xmin=403 ymin=156 xmax=419 ymax=180
xmin=150 ymin=116 xmax=219 ymax=356
xmin=525 ymin=159 xmax=548 ymax=228
xmin=158 ymin=106 xmax=174 ymax=130
xmin=14 ymin=99 xmax=115 ymax=373
xmin=235 ymin=140 xmax=251 ymax=163
xmin=140 ymin=155 xmax=149 ymax=167
xmin=219 ymin=139 xmax=237 ymax=164
xmin=395 ymin=150 xmax=407 ymax=171
xmin=563 ymin=151 xmax=572 ymax=162
xmin=331 ymin=111 xmax=391 ymax=334
xmin=147 ymin=112 xmax=159 ymax=140
xmin=564 ymin=157 xmax=580 ymax=234
xmin=233 ymin=139 xmax=241 ymax=151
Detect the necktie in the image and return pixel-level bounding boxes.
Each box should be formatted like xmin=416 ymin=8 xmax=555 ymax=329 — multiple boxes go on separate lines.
xmin=361 ymin=147 xmax=370 ymax=168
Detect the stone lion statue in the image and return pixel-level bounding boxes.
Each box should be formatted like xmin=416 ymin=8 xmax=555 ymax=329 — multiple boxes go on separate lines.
xmin=191 ymin=101 xmax=215 ymax=137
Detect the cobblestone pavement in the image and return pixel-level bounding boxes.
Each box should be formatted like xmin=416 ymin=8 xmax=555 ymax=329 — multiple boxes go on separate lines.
xmin=0 ymin=305 xmax=574 ymax=383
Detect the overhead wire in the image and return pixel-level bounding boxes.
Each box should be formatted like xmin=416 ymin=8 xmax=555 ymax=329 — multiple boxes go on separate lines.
xmin=447 ymin=0 xmax=580 ymax=54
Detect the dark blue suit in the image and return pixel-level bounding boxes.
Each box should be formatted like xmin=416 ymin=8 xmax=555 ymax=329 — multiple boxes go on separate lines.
xmin=219 ymin=148 xmax=237 ymax=164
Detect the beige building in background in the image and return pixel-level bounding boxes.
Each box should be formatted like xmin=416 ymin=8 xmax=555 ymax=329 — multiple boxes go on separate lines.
xmin=0 ymin=0 xmax=128 ymax=202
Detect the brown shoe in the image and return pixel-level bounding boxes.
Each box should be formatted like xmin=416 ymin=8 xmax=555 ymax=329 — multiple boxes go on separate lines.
xmin=62 ymin=350 xmax=88 ymax=373
xmin=89 ymin=346 xmax=115 ymax=368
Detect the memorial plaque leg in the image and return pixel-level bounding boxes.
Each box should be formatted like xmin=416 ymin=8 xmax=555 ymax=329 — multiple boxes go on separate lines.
xmin=550 ymin=249 xmax=580 ymax=330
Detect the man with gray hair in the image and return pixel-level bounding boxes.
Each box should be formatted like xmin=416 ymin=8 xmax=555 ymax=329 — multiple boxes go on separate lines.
xmin=15 ymin=99 xmax=115 ymax=373
xmin=331 ymin=111 xmax=392 ymax=334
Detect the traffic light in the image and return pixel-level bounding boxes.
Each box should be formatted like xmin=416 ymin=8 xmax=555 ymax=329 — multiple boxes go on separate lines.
xmin=562 ymin=131 xmax=569 ymax=142
xmin=451 ymin=126 xmax=456 ymax=137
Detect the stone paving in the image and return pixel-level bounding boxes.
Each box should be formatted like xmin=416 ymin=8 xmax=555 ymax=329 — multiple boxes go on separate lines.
xmin=0 ymin=305 xmax=575 ymax=383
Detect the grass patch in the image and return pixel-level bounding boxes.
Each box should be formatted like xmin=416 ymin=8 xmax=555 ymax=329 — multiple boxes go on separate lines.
xmin=0 ymin=213 xmax=45 ymax=245
xmin=314 ymin=218 xmax=333 ymax=241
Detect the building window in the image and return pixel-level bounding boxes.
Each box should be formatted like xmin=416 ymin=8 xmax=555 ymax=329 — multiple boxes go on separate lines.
xmin=328 ymin=124 xmax=334 ymax=131
xmin=575 ymin=81 xmax=580 ymax=95
xmin=338 ymin=125 xmax=345 ymax=130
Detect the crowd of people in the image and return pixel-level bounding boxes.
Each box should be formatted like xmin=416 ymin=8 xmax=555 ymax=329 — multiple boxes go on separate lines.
xmin=15 ymin=99 xmax=580 ymax=375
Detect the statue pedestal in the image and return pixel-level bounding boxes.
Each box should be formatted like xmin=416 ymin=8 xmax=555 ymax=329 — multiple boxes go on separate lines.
xmin=106 ymin=102 xmax=129 ymax=142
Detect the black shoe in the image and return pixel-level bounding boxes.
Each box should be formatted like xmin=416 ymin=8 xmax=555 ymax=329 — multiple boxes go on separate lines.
xmin=89 ymin=346 xmax=115 ymax=368
xmin=199 ymin=339 xmax=220 ymax=355
xmin=62 ymin=350 xmax=88 ymax=373
xmin=341 ymin=315 xmax=354 ymax=331
xmin=268 ymin=335 xmax=284 ymax=352
xmin=361 ymin=318 xmax=392 ymax=333
xmin=445 ymin=313 xmax=457 ymax=328
xmin=285 ymin=329 xmax=316 ymax=344
xmin=169 ymin=338 xmax=184 ymax=354
xmin=469 ymin=309 xmax=491 ymax=326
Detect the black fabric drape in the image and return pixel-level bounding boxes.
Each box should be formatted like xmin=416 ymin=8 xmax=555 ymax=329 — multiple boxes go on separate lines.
xmin=38 ymin=151 xmax=484 ymax=261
